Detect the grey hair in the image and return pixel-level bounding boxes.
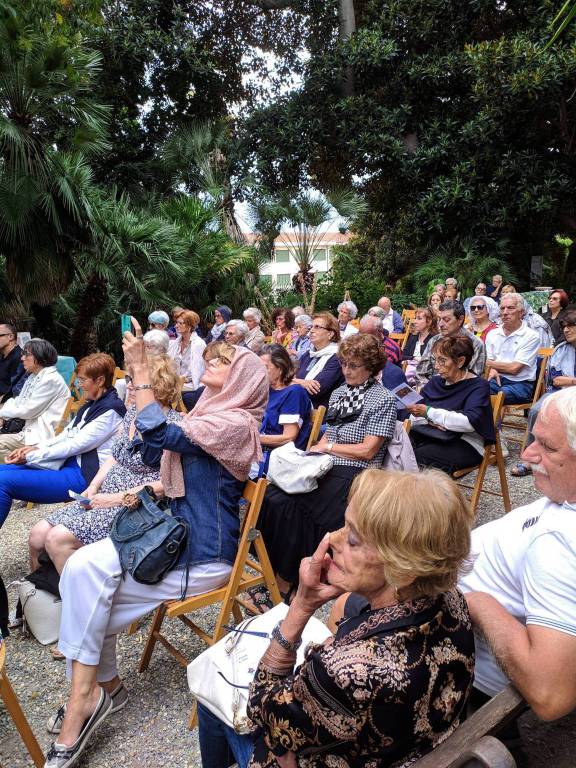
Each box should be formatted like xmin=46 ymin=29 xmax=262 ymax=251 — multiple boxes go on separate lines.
xmin=294 ymin=314 xmax=313 ymax=328
xmin=243 ymin=307 xmax=262 ymax=323
xmin=368 ymin=306 xmax=385 ymax=319
xmin=337 ymin=300 xmax=358 ymax=319
xmin=23 ymin=338 xmax=58 ymax=367
xmin=539 ymin=388 xmax=576 ymax=452
xmin=501 ymin=292 xmax=525 ymax=314
xmin=360 ymin=313 xmax=383 ymax=331
xmin=446 ymin=277 xmax=458 ymax=287
xmin=143 ymin=329 xmax=170 ymax=354
xmin=226 ymin=319 xmax=249 ymax=338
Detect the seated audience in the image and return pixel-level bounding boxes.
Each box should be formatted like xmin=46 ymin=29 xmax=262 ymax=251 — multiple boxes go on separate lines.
xmin=512 ymin=310 xmax=576 ymax=477
xmin=466 ymin=295 xmax=499 ymax=342
xmin=288 ymin=313 xmax=312 ymax=359
xmin=44 ymin=332 xmax=268 ymax=767
xmin=0 ymin=339 xmax=69 ymax=463
xmin=485 ymin=293 xmax=540 ymax=404
xmin=271 ymin=307 xmax=297 ymax=348
xmin=209 ymin=306 xmax=232 ymax=342
xmin=28 ymin=356 xmax=182 ymax=573
xmin=433 ymin=284 xmax=446 ymax=299
xmin=255 ymin=344 xmax=311 ymax=476
xmin=0 ymin=323 xmax=22 ymax=399
xmin=224 ymin=319 xmax=249 ymax=347
xmin=0 ymin=353 xmax=125 ymax=528
xmin=293 ymin=312 xmax=344 ymax=409
xmin=242 ymin=307 xmax=266 ymax=353
xmin=540 ymin=289 xmax=570 ymax=345
xmin=407 ymin=336 xmax=495 ymax=473
xmin=416 ymin=300 xmax=486 ymax=386
xmin=166 ymin=305 xmax=185 ymax=338
xmin=337 ymin=300 xmax=359 ymax=338
xmin=147 ymin=310 xmax=170 ymax=331
xmin=445 ymin=277 xmax=460 ymax=299
xmin=474 ymin=282 xmax=487 ymax=296
xmin=291 ymin=305 xmax=305 ymax=318
xmin=486 ymin=273 xmax=503 ymax=303
xmin=143 ymin=329 xmax=170 ymax=354
xmin=460 ymin=388 xmax=576 ymax=721
xmin=377 ymin=295 xmax=404 ymax=332
xmin=359 ymin=315 xmax=403 ymax=372
xmin=199 ymin=469 xmax=475 ymax=768
xmin=402 ymin=307 xmax=437 ymax=382
xmin=258 ymin=334 xmax=396 ymax=601
xmin=501 ymin=283 xmax=516 ymax=294
xmin=428 ymin=291 xmax=443 ymax=314
xmin=168 ymin=309 xmax=206 ymax=411
xmin=522 ymin=298 xmax=554 ymax=348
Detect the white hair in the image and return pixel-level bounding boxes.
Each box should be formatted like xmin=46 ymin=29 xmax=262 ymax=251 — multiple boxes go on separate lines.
xmin=502 ymin=292 xmax=525 ymax=314
xmin=368 ymin=306 xmax=385 ymax=319
xmin=143 ymin=329 xmax=170 ymax=354
xmin=243 ymin=307 xmax=262 ymax=323
xmin=539 ymin=388 xmax=576 ymax=451
xmin=360 ymin=313 xmax=383 ymax=331
xmin=226 ymin=319 xmax=249 ymax=338
xmin=446 ymin=277 xmax=458 ymax=287
xmin=337 ymin=300 xmax=358 ymax=319
xmin=294 ymin=314 xmax=313 ymax=328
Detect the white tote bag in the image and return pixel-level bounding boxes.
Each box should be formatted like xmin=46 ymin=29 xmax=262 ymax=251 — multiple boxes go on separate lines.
xmin=187 ymin=602 xmax=332 ymax=733
xmin=16 ymin=580 xmax=62 ymax=645
xmin=266 ymin=441 xmax=333 ymax=494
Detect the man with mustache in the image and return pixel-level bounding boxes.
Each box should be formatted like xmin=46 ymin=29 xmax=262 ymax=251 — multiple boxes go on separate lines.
xmin=459 ymin=387 xmax=576 ymax=721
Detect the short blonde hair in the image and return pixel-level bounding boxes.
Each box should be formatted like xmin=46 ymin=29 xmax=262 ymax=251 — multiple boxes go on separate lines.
xmin=147 ymin=354 xmax=181 ymax=407
xmin=349 ymin=469 xmax=473 ymax=599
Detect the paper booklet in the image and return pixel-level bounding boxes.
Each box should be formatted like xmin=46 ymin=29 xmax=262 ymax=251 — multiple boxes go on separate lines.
xmin=390 ymin=382 xmax=424 ymax=407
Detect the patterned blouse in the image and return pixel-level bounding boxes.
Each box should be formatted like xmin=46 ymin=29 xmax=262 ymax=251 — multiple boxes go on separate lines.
xmin=247 ymin=589 xmax=474 ymax=768
xmin=326 ymin=382 xmax=397 ymax=469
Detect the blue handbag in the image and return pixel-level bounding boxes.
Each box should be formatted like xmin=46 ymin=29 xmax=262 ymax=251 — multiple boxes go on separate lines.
xmin=110 ymin=486 xmax=189 ymax=585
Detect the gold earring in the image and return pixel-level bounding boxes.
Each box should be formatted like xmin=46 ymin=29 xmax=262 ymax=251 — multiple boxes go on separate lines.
xmin=394 ymin=585 xmax=402 ymax=603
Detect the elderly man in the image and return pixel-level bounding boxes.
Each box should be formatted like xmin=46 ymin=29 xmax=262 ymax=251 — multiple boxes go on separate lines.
xmin=485 ymin=293 xmax=540 ymax=405
xmin=377 ymin=296 xmax=404 ymax=333
xmin=358 ymin=316 xmax=405 ymax=385
xmin=336 ymin=300 xmax=359 ymax=338
xmin=486 ymin=274 xmax=503 ymax=299
xmin=415 ymin=300 xmax=486 ymax=385
xmin=361 ymin=313 xmax=402 ymax=366
xmin=460 ymin=388 xmax=576 ymax=721
xmin=224 ymin=320 xmax=249 ymax=347
xmin=475 ymin=283 xmax=487 ymax=296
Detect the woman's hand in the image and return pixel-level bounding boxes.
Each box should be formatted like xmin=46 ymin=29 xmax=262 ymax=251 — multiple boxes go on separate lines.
xmin=406 ymin=403 xmax=427 ymax=417
xmin=299 ymin=379 xmax=321 ymax=396
xmin=6 ymin=445 xmax=38 ymax=464
xmin=87 ymin=492 xmax=122 ymax=509
xmin=122 ymin=317 xmax=147 ymax=373
xmin=293 ymin=534 xmax=344 ymax=615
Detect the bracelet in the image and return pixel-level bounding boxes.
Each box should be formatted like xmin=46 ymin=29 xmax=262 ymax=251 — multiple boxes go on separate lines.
xmin=425 ymin=405 xmax=431 ymax=420
xmin=133 ymin=384 xmax=153 ymax=391
xmin=327 ymin=441 xmax=334 ymax=454
xmin=271 ymin=621 xmax=301 ymax=653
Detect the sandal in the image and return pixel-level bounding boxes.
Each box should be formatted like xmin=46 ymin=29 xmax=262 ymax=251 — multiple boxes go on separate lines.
xmin=511 ymin=462 xmax=532 ymax=478
xmin=246 ymin=585 xmax=274 ymax=614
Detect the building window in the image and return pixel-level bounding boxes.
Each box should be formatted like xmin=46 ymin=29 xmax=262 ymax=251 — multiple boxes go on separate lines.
xmin=276 ymin=273 xmax=291 ymax=288
xmin=312 ymin=248 xmax=326 ymax=262
xmin=275 ymin=249 xmax=290 ymax=263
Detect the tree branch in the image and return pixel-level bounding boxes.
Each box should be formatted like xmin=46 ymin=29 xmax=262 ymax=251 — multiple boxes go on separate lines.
xmin=245 ymin=0 xmax=296 ymax=10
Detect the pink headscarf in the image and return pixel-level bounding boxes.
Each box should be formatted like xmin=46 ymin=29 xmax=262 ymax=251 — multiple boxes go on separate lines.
xmin=160 ymin=346 xmax=268 ymax=498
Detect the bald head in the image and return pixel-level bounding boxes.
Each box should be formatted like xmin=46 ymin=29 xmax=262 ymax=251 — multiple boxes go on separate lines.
xmin=377 ymin=296 xmax=391 ymax=313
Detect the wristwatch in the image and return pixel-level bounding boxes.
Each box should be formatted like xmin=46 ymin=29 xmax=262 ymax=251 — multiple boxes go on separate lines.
xmin=271 ymin=621 xmax=302 ymax=653
xmin=133 ymin=384 xmax=153 ymax=391
xmin=327 ymin=442 xmax=334 ymax=454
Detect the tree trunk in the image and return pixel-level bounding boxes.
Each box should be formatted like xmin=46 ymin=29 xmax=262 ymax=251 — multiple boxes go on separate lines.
xmin=69 ymin=272 xmax=109 ymax=359
xmin=339 ymin=0 xmax=356 ymax=97
xmin=30 ymin=303 xmax=58 ymax=345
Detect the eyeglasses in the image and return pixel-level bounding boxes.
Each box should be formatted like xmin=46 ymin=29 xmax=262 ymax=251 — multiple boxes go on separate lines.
xmin=21 ymin=350 xmax=33 ymax=357
xmin=311 ymin=324 xmax=330 ymax=331
xmin=339 ymin=360 xmax=366 ymax=370
xmin=470 ymin=305 xmax=486 ymax=311
xmin=560 ymin=320 xmax=576 ymax=329
xmin=0 ymin=333 xmax=12 ymax=338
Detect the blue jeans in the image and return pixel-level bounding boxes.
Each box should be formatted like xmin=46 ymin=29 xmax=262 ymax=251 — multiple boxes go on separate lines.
xmin=197 ymin=703 xmax=254 ymax=768
xmin=489 ymin=377 xmax=534 ymax=405
xmin=0 ymin=457 xmax=86 ymax=527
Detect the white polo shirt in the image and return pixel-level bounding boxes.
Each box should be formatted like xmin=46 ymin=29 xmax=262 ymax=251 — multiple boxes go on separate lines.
xmin=485 ymin=322 xmax=540 ymax=381
xmin=459 ymin=497 xmax=576 ymax=696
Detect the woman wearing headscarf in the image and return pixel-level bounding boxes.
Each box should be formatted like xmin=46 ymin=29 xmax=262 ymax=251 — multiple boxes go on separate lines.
xmin=522 ymin=297 xmax=554 ymax=347
xmin=44 ymin=325 xmax=268 ymax=768
xmin=210 ymin=306 xmax=232 ymax=342
xmin=465 ymin=295 xmax=500 ymax=342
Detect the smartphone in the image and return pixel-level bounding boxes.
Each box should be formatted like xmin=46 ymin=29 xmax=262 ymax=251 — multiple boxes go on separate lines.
xmin=68 ymin=490 xmax=91 ymax=506
xmin=120 ymin=314 xmax=132 ymax=335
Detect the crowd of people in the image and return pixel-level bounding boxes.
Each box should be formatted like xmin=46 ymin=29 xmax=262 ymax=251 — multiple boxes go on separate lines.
xmin=0 ymin=278 xmax=574 ymax=768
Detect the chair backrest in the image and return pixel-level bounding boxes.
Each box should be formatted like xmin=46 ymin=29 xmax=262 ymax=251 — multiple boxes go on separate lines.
xmin=112 ymin=367 xmax=126 ymax=385
xmin=401 ymin=308 xmax=416 ymax=324
xmin=389 ymin=332 xmax=406 ymax=347
xmin=490 ymin=391 xmax=506 ymax=427
xmin=306 ymin=405 xmax=326 ymax=449
xmin=533 ymin=347 xmax=553 ymax=403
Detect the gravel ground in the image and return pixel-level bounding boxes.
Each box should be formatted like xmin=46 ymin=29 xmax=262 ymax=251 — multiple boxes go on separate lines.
xmin=1 ymin=432 xmax=575 ymax=767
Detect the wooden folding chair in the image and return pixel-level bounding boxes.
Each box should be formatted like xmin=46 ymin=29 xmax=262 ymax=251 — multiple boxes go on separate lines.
xmin=401 ymin=308 xmax=416 ymax=326
xmin=137 ymin=478 xmax=281 ymax=723
xmin=501 ymin=348 xmax=552 ymax=450
xmin=390 ymin=332 xmax=407 ymax=348
xmin=112 ymin=367 xmax=126 ymax=385
xmin=0 ymin=641 xmax=44 ymax=767
xmin=452 ymin=392 xmax=511 ymax=515
xmin=306 ymin=405 xmax=326 ymax=449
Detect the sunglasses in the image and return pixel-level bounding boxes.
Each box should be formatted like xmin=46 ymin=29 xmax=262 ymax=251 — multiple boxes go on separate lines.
xmin=470 ymin=305 xmax=486 ymax=311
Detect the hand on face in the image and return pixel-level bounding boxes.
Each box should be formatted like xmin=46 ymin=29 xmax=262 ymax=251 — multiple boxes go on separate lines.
xmin=294 ymin=534 xmax=344 ymax=614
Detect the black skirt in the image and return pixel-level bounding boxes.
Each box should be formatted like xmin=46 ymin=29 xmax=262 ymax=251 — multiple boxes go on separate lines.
xmin=257 ymin=465 xmax=363 ymax=584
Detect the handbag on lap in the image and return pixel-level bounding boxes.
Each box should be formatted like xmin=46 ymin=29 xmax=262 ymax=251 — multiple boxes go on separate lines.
xmin=266 ymin=441 xmax=333 ymax=494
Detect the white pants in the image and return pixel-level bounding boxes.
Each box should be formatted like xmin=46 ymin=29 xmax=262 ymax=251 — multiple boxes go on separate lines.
xmin=58 ymin=537 xmax=231 ymax=682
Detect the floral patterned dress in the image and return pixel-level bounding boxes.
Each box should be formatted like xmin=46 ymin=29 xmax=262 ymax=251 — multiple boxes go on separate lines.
xmin=46 ymin=405 xmax=181 ymax=545
xmin=246 ymin=589 xmax=474 ymax=767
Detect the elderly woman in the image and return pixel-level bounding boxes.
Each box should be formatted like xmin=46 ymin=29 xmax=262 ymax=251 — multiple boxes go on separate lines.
xmin=242 ymin=308 xmax=266 ymax=353
xmin=466 ymin=295 xmax=499 ymax=342
xmin=143 ymin=329 xmax=170 ymax=355
xmin=0 ymin=354 xmax=125 ymax=529
xmin=293 ymin=312 xmax=344 ymax=409
xmin=147 ymin=310 xmax=170 ymax=331
xmin=28 ymin=355 xmax=182 ymax=573
xmin=522 ymin=297 xmax=554 ymax=347
xmin=44 ymin=329 xmax=268 ymax=768
xmin=224 ymin=319 xmax=249 ymax=346
xmin=271 ymin=307 xmax=297 ymax=348
xmin=259 ymin=333 xmax=396 ymax=601
xmin=210 ymin=306 xmax=232 ymax=342
xmin=168 ymin=309 xmax=206 ymax=411
xmin=288 ymin=313 xmax=312 ymax=359
xmin=540 ymin=289 xmax=570 ymax=345
xmin=407 ymin=336 xmax=494 ymax=474
xmin=198 ymin=468 xmax=475 ymax=768
xmin=0 ymin=339 xmax=69 ymax=463
xmin=337 ymin=300 xmax=359 ymax=338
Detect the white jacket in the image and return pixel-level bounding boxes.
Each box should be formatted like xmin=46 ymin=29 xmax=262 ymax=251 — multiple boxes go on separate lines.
xmin=0 ymin=366 xmax=70 ymax=444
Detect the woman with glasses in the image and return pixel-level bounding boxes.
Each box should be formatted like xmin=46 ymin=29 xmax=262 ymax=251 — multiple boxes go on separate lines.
xmin=0 ymin=339 xmax=69 ymax=464
xmin=466 ymin=295 xmax=499 ymax=342
xmin=28 ymin=355 xmax=182 ymax=573
xmin=512 ymin=309 xmax=576 ymax=477
xmin=168 ymin=309 xmax=206 ymax=411
xmin=540 ymin=289 xmax=571 ymax=345
xmin=271 ymin=307 xmax=298 ymax=348
xmin=0 ymin=353 xmax=125 ymax=529
xmin=257 ymin=334 xmax=396 ymax=604
xmin=293 ymin=311 xmax=344 ymax=409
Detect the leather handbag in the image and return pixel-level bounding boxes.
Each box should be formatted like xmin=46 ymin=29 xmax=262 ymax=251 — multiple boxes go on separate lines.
xmin=410 ymin=423 xmax=460 ymax=443
xmin=267 ymin=441 xmax=333 ymax=494
xmin=110 ymin=486 xmax=189 ymax=585
xmin=187 ymin=602 xmax=332 ymax=733
xmin=16 ymin=580 xmax=62 ymax=645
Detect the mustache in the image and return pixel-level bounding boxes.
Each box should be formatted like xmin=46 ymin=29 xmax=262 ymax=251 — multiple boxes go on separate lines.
xmin=528 ymin=463 xmax=548 ymax=476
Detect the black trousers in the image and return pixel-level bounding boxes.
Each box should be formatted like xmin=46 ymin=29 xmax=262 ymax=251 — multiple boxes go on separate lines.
xmin=0 ymin=574 xmax=9 ymax=636
xmin=410 ymin=434 xmax=482 ymax=474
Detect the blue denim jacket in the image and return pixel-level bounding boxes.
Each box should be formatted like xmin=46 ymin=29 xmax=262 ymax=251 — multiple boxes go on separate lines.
xmin=136 ymin=403 xmax=244 ymax=569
